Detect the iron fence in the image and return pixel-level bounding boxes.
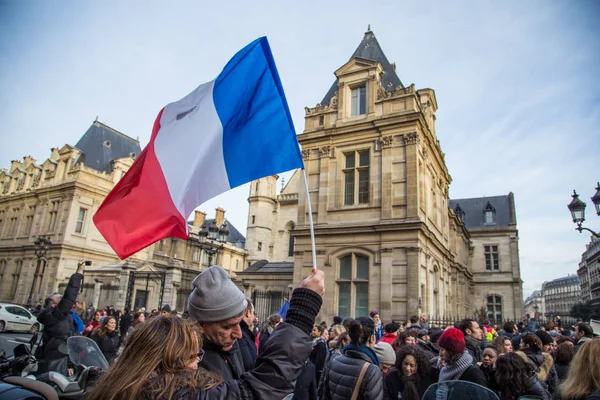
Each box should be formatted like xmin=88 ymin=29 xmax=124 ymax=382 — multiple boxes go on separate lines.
xmin=252 ymin=289 xmax=291 ymax=323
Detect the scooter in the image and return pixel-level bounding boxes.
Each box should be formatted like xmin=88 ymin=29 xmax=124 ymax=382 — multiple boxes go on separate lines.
xmin=0 ymin=335 xmax=108 ymax=399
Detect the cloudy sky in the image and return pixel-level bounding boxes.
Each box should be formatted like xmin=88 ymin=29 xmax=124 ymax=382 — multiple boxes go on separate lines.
xmin=1 ymin=1 xmax=598 ymax=298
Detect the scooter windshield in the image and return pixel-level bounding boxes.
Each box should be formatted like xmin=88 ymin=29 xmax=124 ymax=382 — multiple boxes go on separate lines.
xmin=67 ymin=336 xmax=109 ymax=370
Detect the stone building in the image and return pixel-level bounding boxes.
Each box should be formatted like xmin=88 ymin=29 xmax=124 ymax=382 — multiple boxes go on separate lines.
xmin=524 ymin=290 xmax=545 ymax=322
xmin=577 ymin=237 xmax=600 ymax=307
xmin=0 ymin=120 xmax=247 ymax=312
xmin=239 ymin=29 xmax=523 ymax=323
xmin=542 ymin=275 xmax=581 ymax=324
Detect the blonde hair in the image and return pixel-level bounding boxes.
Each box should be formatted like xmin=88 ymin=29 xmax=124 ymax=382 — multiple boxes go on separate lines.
xmin=559 ymin=339 xmax=600 ymax=399
xmin=88 ymin=316 xmax=221 ymax=400
xmin=330 ymin=324 xmax=345 ymax=339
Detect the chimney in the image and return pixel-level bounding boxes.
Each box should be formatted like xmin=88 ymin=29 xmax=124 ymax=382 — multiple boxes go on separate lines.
xmin=215 ymin=207 xmax=225 ymax=227
xmin=193 ymin=211 xmax=206 ymax=227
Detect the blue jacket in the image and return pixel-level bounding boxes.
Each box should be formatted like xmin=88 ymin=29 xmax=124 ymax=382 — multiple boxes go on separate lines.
xmin=238 ymin=320 xmax=257 ymax=372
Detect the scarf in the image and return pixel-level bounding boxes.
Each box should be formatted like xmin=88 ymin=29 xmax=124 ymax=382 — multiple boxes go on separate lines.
xmin=436 ymin=351 xmax=473 ymax=400
xmin=343 ymin=343 xmax=380 ymax=366
xmin=401 ymin=374 xmax=421 ymax=400
xmin=70 ymin=310 xmax=85 ymax=333
xmin=464 ymin=335 xmax=482 ymax=362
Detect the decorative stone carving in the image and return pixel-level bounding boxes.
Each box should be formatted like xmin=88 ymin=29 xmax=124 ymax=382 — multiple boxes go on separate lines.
xmin=301 ymin=149 xmax=311 ymax=160
xmin=305 ymin=92 xmax=339 ymax=116
xmin=403 ymin=131 xmax=420 ymax=145
xmin=422 ymin=148 xmax=428 ymax=159
xmin=318 ymin=146 xmax=331 ymax=158
xmin=377 ymin=82 xmax=416 ymax=100
xmin=376 ymin=136 xmax=393 ymax=151
xmin=329 ymin=91 xmax=338 ymax=107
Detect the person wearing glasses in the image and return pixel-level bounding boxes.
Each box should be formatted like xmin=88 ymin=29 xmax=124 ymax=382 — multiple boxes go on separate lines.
xmin=87 ymin=266 xmax=324 ymax=400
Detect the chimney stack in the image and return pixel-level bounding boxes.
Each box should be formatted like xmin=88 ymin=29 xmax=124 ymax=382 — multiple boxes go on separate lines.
xmin=193 ymin=210 xmax=206 ymax=227
xmin=215 ymin=207 xmax=225 ymax=227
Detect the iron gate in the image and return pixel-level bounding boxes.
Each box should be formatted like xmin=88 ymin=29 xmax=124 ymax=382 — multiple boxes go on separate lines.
xmin=124 ymin=270 xmax=166 ymax=311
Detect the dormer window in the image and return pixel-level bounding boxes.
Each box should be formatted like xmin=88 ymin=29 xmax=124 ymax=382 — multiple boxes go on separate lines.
xmin=484 ymin=201 xmax=496 ymax=224
xmin=454 ymin=204 xmax=465 ymax=222
xmin=351 ymin=85 xmax=367 ymax=116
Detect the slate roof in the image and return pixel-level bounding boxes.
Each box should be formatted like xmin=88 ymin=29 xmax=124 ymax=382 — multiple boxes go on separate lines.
xmin=321 ymin=29 xmax=404 ymax=105
xmin=449 ymin=193 xmax=516 ymax=229
xmin=187 ymin=218 xmax=246 ymax=248
xmin=543 ymin=275 xmax=580 ymax=288
xmin=241 ymin=260 xmax=294 ymax=274
xmin=74 ymin=121 xmax=141 ymax=173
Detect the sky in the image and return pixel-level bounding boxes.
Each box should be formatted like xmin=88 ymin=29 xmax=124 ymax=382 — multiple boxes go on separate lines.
xmin=1 ymin=1 xmax=599 ymax=299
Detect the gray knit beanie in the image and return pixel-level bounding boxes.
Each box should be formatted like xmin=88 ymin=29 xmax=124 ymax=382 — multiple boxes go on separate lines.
xmin=187 ymin=265 xmax=247 ymax=322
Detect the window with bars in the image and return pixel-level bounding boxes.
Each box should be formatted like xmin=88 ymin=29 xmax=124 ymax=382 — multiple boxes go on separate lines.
xmin=288 ymin=224 xmax=295 ymax=257
xmin=351 ymin=85 xmax=367 ymax=116
xmin=47 ymin=201 xmax=60 ymax=232
xmin=343 ymin=150 xmax=370 ymax=206
xmin=337 ymin=253 xmax=369 ymax=318
xmin=487 ymin=295 xmax=503 ymax=322
xmin=75 ymin=207 xmax=87 ymax=234
xmin=484 ymin=245 xmax=499 ymax=271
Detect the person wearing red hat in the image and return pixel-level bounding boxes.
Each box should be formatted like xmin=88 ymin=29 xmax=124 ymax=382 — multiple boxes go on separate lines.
xmin=435 ymin=328 xmax=487 ymax=387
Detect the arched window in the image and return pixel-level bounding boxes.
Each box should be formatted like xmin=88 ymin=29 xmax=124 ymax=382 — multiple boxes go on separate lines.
xmin=487 ymin=295 xmax=503 ymax=323
xmin=337 ymin=253 xmax=369 ymax=318
xmin=287 ymin=223 xmax=295 ymax=257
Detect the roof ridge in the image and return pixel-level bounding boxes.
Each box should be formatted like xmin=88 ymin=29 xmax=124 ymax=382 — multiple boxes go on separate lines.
xmin=93 ymin=120 xmax=140 ymax=143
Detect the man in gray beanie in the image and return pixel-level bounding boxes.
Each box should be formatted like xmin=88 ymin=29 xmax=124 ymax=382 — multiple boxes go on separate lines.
xmin=188 ymin=264 xmax=325 ymax=393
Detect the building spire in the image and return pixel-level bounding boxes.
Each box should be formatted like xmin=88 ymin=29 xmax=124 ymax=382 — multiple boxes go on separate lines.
xmin=366 ymin=24 xmax=371 ymax=33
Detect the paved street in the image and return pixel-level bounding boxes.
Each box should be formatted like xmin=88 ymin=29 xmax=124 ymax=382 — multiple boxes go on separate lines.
xmin=0 ymin=332 xmax=33 ymax=357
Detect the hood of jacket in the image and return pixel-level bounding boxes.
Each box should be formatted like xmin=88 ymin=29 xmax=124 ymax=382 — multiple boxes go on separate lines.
xmin=520 ymin=348 xmax=553 ymax=383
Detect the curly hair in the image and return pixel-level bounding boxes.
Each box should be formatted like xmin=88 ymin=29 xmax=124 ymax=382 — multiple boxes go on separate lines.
xmin=394 ymin=345 xmax=431 ymax=379
xmin=494 ymin=352 xmax=535 ymax=400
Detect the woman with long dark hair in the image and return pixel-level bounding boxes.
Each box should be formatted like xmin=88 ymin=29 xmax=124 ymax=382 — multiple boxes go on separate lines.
xmin=321 ymin=317 xmax=382 ymax=399
xmin=554 ymin=342 xmax=574 ymax=383
xmin=90 ymin=315 xmax=120 ymax=362
xmin=384 ymin=345 xmax=433 ymax=400
xmin=392 ymin=330 xmax=416 ymax=352
xmin=492 ymin=352 xmax=550 ymax=400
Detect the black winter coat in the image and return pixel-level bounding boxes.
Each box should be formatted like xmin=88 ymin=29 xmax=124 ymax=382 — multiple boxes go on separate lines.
xmin=321 ymin=348 xmax=383 ymax=400
xmin=258 ymin=325 xmax=274 ymax=355
xmin=37 ymin=273 xmax=83 ymax=358
xmin=555 ymin=362 xmax=570 ymax=383
xmin=168 ymin=287 xmax=322 ymax=400
xmin=416 ymin=340 xmax=437 ymax=360
xmin=464 ymin=336 xmax=483 ymax=364
xmin=433 ymin=364 xmax=488 ymax=387
xmin=119 ymin=312 xmax=132 ymax=337
xmin=309 ymin=339 xmax=327 ymax=383
xmin=239 ymin=320 xmax=257 ymax=372
xmin=293 ymin=362 xmax=318 ymax=400
xmin=90 ymin=330 xmax=120 ymax=362
xmin=383 ymin=367 xmax=434 ymax=400
xmin=200 ymin=338 xmax=245 ymax=382
xmin=521 ymin=348 xmax=558 ymax=395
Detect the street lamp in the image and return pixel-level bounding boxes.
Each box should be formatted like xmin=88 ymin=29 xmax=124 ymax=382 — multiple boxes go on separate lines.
xmin=567 ymin=186 xmax=600 ymax=238
xmin=198 ymin=220 xmax=228 ymax=265
xmin=27 ymin=235 xmax=52 ymax=306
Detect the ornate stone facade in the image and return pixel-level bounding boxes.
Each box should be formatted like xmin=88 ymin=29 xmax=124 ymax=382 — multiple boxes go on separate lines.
xmin=241 ymin=30 xmax=523 ymax=323
xmin=0 ymin=121 xmax=247 ymax=311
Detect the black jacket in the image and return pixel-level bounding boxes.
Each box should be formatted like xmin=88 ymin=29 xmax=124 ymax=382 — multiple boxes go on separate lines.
xmin=119 ymin=312 xmax=132 ymax=336
xmin=200 ymin=337 xmax=245 ymax=382
xmin=90 ymin=330 xmax=120 ymax=362
xmin=238 ymin=320 xmax=257 ymax=372
xmin=258 ymin=325 xmax=275 ymax=355
xmin=37 ymin=273 xmax=83 ymax=358
xmin=383 ymin=367 xmax=434 ymax=400
xmin=416 ymin=339 xmax=437 ymax=360
xmin=555 ymin=363 xmax=570 ymax=383
xmin=293 ymin=362 xmax=318 ymax=400
xmin=464 ymin=336 xmax=483 ymax=364
xmin=434 ymin=364 xmax=487 ymax=387
xmin=322 ymin=348 xmax=383 ymax=400
xmin=168 ymin=287 xmax=322 ymax=400
xmin=521 ymin=348 xmax=558 ymax=395
xmin=309 ymin=338 xmax=327 ymax=383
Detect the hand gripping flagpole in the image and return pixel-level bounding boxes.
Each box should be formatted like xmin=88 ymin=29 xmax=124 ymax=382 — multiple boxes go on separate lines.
xmin=301 ymin=169 xmax=318 ymax=270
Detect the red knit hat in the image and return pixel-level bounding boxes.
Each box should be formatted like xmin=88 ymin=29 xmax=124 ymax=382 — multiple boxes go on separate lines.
xmin=438 ymin=328 xmax=466 ymax=354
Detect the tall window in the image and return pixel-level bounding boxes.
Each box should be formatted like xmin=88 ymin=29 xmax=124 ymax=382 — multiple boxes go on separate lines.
xmin=192 ymin=248 xmax=199 ymax=263
xmin=351 ymin=85 xmax=367 ymax=116
xmin=257 ymin=242 xmax=262 ymax=251
xmin=9 ymin=208 xmax=19 ymax=236
xmin=487 ymin=295 xmax=502 ymax=322
xmin=34 ymin=259 xmax=46 ymax=294
xmin=484 ymin=245 xmax=499 ymax=271
xmin=0 ymin=210 xmax=4 ymax=236
xmin=22 ymin=206 xmax=35 ymax=236
xmin=337 ymin=253 xmax=369 ymax=318
xmin=287 ymin=224 xmax=295 ymax=257
xmin=0 ymin=260 xmax=6 ymax=285
xmin=343 ymin=150 xmax=369 ymax=206
xmin=47 ymin=201 xmax=60 ymax=232
xmin=10 ymin=260 xmax=22 ymax=299
xmin=75 ymin=207 xmax=87 ymax=234
xmin=432 ymin=266 xmax=439 ymax=316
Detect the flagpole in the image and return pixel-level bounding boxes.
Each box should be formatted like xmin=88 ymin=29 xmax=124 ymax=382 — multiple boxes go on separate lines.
xmin=301 ymin=169 xmax=318 ymax=270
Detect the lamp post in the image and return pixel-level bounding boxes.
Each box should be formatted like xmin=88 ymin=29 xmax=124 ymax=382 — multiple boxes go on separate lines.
xmin=27 ymin=235 xmax=52 ymax=306
xmin=567 ymin=184 xmax=600 ymax=238
xmin=198 ymin=220 xmax=229 ymax=265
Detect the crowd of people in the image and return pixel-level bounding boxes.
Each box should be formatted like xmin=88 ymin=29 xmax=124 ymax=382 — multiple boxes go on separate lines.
xmin=32 ymin=262 xmax=599 ymax=400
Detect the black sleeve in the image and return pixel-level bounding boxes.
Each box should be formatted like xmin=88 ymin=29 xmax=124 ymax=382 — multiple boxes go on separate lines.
xmin=284 ymin=288 xmax=323 ymax=336
xmin=51 ymin=273 xmax=83 ymax=321
xmin=466 ymin=365 xmax=489 ymax=387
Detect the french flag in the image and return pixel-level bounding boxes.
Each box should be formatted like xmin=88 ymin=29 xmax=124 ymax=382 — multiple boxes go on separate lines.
xmin=93 ymin=37 xmax=304 ymax=259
